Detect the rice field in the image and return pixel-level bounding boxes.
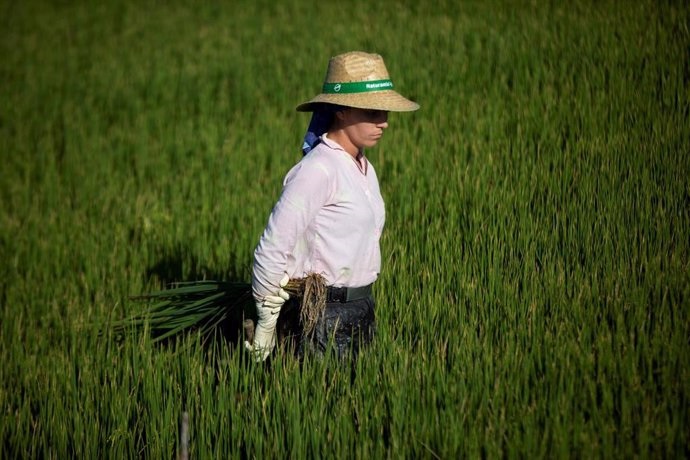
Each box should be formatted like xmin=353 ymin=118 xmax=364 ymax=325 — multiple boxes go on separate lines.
xmin=1 ymin=0 xmax=689 ymax=457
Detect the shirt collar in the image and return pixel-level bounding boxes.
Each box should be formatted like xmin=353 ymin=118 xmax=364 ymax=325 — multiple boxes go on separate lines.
xmin=321 ymin=133 xmax=368 ymax=175
xmin=321 ymin=133 xmax=365 ymax=155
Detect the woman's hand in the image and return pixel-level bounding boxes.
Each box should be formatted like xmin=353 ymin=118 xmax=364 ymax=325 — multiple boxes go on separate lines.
xmin=244 ymin=274 xmax=290 ymax=362
xmin=261 ymin=273 xmax=291 ymax=309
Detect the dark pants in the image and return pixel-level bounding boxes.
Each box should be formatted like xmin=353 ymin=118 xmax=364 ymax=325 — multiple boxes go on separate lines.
xmin=277 ymin=295 xmax=376 ymax=360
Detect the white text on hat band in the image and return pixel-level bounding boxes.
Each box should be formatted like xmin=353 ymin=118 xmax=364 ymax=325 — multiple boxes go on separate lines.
xmin=322 ymin=79 xmax=394 ymax=94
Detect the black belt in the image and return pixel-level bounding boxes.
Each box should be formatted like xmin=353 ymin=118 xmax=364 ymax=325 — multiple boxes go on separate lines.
xmin=326 ymin=284 xmax=373 ymax=303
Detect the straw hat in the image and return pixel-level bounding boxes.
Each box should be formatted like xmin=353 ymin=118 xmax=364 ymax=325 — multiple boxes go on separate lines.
xmin=296 ymin=51 xmax=420 ymax=112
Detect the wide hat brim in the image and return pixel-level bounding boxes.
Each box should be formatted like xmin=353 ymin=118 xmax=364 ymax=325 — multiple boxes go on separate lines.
xmin=295 ymin=51 xmax=420 ymax=113
xmin=296 ymin=89 xmax=420 ymax=112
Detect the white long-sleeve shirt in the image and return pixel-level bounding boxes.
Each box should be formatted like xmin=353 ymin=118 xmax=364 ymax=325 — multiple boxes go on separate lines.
xmin=252 ymin=134 xmax=385 ymax=301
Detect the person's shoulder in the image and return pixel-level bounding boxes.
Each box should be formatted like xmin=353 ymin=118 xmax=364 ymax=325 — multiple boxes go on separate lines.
xmin=302 ymin=142 xmax=341 ymax=169
xmin=284 ymin=146 xmax=336 ymax=185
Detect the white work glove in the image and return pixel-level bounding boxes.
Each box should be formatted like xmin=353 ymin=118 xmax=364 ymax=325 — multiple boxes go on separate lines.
xmin=244 ymin=274 xmax=290 ymax=362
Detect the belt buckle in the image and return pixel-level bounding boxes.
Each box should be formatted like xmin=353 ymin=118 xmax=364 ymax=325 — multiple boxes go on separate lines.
xmin=337 ymin=287 xmax=347 ymax=303
xmin=328 ymin=286 xmax=346 ymax=303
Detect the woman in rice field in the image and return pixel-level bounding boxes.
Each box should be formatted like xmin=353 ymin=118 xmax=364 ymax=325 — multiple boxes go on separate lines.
xmin=245 ymin=51 xmax=419 ymax=361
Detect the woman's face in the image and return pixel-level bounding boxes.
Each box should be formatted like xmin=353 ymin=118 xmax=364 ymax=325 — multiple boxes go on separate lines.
xmin=335 ymin=108 xmax=389 ymax=153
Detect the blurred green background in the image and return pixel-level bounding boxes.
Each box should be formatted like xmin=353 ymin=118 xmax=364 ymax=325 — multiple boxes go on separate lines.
xmin=1 ymin=0 xmax=688 ymax=457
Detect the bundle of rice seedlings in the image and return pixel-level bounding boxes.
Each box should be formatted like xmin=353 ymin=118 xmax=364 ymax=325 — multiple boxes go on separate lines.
xmin=284 ymin=273 xmax=327 ymax=335
xmin=111 ymin=273 xmax=328 ymax=343
xmin=111 ymin=281 xmax=254 ymax=343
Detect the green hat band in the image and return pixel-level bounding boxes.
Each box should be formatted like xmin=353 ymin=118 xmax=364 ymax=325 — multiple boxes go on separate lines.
xmin=322 ymin=79 xmax=394 ymax=94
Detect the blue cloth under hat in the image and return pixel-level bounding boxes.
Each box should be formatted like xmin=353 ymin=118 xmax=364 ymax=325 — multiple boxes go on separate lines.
xmin=301 ymin=104 xmax=345 ymax=155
